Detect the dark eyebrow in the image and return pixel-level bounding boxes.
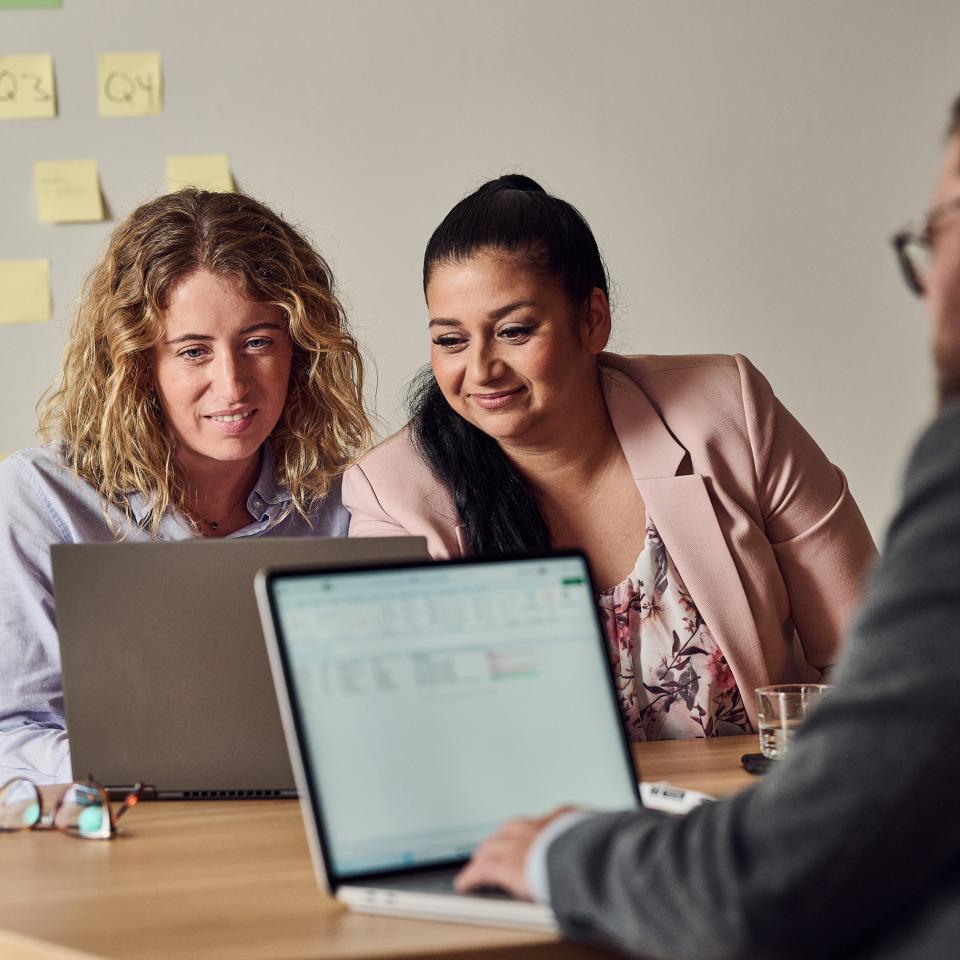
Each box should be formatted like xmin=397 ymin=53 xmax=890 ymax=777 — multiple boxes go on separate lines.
xmin=428 ymin=300 xmax=538 ymax=329
xmin=489 ymin=299 xmax=537 ymax=321
xmin=165 ymin=321 xmax=284 ymax=346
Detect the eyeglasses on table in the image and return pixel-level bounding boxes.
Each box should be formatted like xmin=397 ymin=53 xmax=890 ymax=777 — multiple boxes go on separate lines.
xmin=0 ymin=777 xmax=142 ymax=839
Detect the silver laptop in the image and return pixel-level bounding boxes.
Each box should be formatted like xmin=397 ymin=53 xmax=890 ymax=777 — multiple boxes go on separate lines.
xmin=51 ymin=536 xmax=427 ymax=799
xmin=256 ymin=552 xmax=641 ymax=931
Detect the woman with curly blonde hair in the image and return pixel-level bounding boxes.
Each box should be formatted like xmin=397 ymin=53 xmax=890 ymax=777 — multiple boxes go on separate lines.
xmin=0 ymin=189 xmax=371 ymax=782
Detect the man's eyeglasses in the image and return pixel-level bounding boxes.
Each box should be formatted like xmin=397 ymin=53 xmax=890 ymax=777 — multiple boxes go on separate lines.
xmin=0 ymin=777 xmax=142 ymax=839
xmin=892 ymin=196 xmax=960 ymax=297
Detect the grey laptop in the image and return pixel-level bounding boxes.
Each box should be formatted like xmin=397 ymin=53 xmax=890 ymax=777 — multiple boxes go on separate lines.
xmin=256 ymin=552 xmax=641 ymax=931
xmin=51 ymin=536 xmax=427 ymax=799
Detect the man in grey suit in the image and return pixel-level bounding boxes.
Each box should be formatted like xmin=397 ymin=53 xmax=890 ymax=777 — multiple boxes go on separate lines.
xmin=455 ymin=94 xmax=960 ymax=959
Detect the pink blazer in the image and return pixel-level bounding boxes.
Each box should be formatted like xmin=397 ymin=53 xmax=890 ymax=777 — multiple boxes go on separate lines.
xmin=342 ymin=353 xmax=877 ymax=727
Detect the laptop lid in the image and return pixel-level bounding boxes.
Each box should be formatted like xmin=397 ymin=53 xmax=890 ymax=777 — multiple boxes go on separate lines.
xmin=52 ymin=536 xmax=427 ymax=798
xmin=258 ymin=552 xmax=640 ymax=891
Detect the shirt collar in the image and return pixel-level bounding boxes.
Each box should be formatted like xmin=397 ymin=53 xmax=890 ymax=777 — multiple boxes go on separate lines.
xmin=127 ymin=441 xmax=292 ymax=528
xmin=247 ymin=441 xmax=293 ymax=524
xmin=128 ymin=490 xmax=153 ymax=528
xmin=251 ymin=441 xmax=291 ymax=507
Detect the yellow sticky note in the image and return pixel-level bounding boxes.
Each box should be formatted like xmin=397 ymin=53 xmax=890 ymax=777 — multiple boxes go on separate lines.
xmin=34 ymin=159 xmax=105 ymax=223
xmin=0 ymin=54 xmax=57 ymax=119
xmin=166 ymin=154 xmax=235 ymax=193
xmin=0 ymin=260 xmax=51 ymax=325
xmin=97 ymin=52 xmax=162 ymax=117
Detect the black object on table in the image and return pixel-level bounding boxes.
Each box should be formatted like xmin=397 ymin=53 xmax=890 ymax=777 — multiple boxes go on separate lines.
xmin=741 ymin=752 xmax=773 ymax=775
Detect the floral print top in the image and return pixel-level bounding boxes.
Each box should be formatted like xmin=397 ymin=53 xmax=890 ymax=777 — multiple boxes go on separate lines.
xmin=597 ymin=518 xmax=751 ymax=741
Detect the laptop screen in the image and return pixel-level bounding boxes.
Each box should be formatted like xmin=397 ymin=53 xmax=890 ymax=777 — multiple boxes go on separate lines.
xmin=270 ymin=554 xmax=639 ymax=878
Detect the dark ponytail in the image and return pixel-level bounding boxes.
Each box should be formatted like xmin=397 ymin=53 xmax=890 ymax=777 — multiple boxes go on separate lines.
xmin=409 ymin=175 xmax=609 ymax=557
xmin=422 ymin=174 xmax=608 ymax=302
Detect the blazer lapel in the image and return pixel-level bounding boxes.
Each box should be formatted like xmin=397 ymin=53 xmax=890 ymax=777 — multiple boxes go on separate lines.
xmin=601 ymin=364 xmax=686 ymax=480
xmin=602 ymin=364 xmax=769 ymax=720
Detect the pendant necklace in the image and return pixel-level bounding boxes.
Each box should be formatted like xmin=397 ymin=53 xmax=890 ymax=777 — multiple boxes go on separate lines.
xmin=197 ymin=491 xmax=248 ymax=531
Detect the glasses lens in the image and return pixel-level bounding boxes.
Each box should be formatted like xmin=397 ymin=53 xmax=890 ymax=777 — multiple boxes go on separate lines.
xmin=55 ymin=783 xmax=110 ymax=839
xmin=905 ymin=238 xmax=930 ymax=293
xmin=0 ymin=778 xmax=42 ymax=830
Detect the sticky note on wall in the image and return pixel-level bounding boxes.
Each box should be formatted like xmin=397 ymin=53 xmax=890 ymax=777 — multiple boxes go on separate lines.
xmin=97 ymin=52 xmax=162 ymax=117
xmin=0 ymin=260 xmax=51 ymax=325
xmin=34 ymin=159 xmax=105 ymax=223
xmin=0 ymin=54 xmax=56 ymax=118
xmin=166 ymin=154 xmax=235 ymax=193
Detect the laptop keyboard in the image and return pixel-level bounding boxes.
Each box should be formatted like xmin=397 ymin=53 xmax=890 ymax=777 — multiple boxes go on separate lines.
xmin=372 ymin=868 xmax=513 ymax=900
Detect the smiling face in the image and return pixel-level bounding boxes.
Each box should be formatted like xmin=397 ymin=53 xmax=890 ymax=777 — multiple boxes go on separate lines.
xmin=427 ymin=253 xmax=610 ymax=447
xmin=151 ymin=269 xmax=293 ymax=480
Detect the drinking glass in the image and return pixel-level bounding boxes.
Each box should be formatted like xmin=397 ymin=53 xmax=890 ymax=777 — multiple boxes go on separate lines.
xmin=755 ymin=684 xmax=829 ymax=759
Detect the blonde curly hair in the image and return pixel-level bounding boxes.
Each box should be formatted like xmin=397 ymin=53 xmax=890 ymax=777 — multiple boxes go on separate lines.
xmin=39 ymin=189 xmax=371 ymax=535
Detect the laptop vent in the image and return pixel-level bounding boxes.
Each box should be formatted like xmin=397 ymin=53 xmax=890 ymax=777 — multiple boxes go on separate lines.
xmin=179 ymin=788 xmax=286 ymax=800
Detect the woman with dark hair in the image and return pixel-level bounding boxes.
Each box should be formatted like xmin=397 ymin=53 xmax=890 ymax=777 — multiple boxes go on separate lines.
xmin=343 ymin=174 xmax=876 ymax=740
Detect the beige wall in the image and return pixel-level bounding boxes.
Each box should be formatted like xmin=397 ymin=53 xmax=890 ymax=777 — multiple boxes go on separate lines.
xmin=3 ymin=0 xmax=959 ymax=537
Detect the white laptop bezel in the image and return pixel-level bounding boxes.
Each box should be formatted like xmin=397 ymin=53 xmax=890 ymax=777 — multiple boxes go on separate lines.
xmin=257 ymin=552 xmax=641 ymax=909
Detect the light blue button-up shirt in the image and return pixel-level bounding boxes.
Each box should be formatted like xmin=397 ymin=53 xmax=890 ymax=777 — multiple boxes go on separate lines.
xmin=0 ymin=442 xmax=348 ymax=784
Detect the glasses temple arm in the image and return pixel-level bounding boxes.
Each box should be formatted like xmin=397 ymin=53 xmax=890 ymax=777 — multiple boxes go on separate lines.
xmin=112 ymin=782 xmax=144 ymax=826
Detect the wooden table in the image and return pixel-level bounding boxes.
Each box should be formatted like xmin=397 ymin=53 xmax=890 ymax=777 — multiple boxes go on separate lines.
xmin=0 ymin=735 xmax=757 ymax=960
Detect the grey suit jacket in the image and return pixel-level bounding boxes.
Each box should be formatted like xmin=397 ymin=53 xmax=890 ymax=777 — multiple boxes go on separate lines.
xmin=548 ymin=400 xmax=960 ymax=959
